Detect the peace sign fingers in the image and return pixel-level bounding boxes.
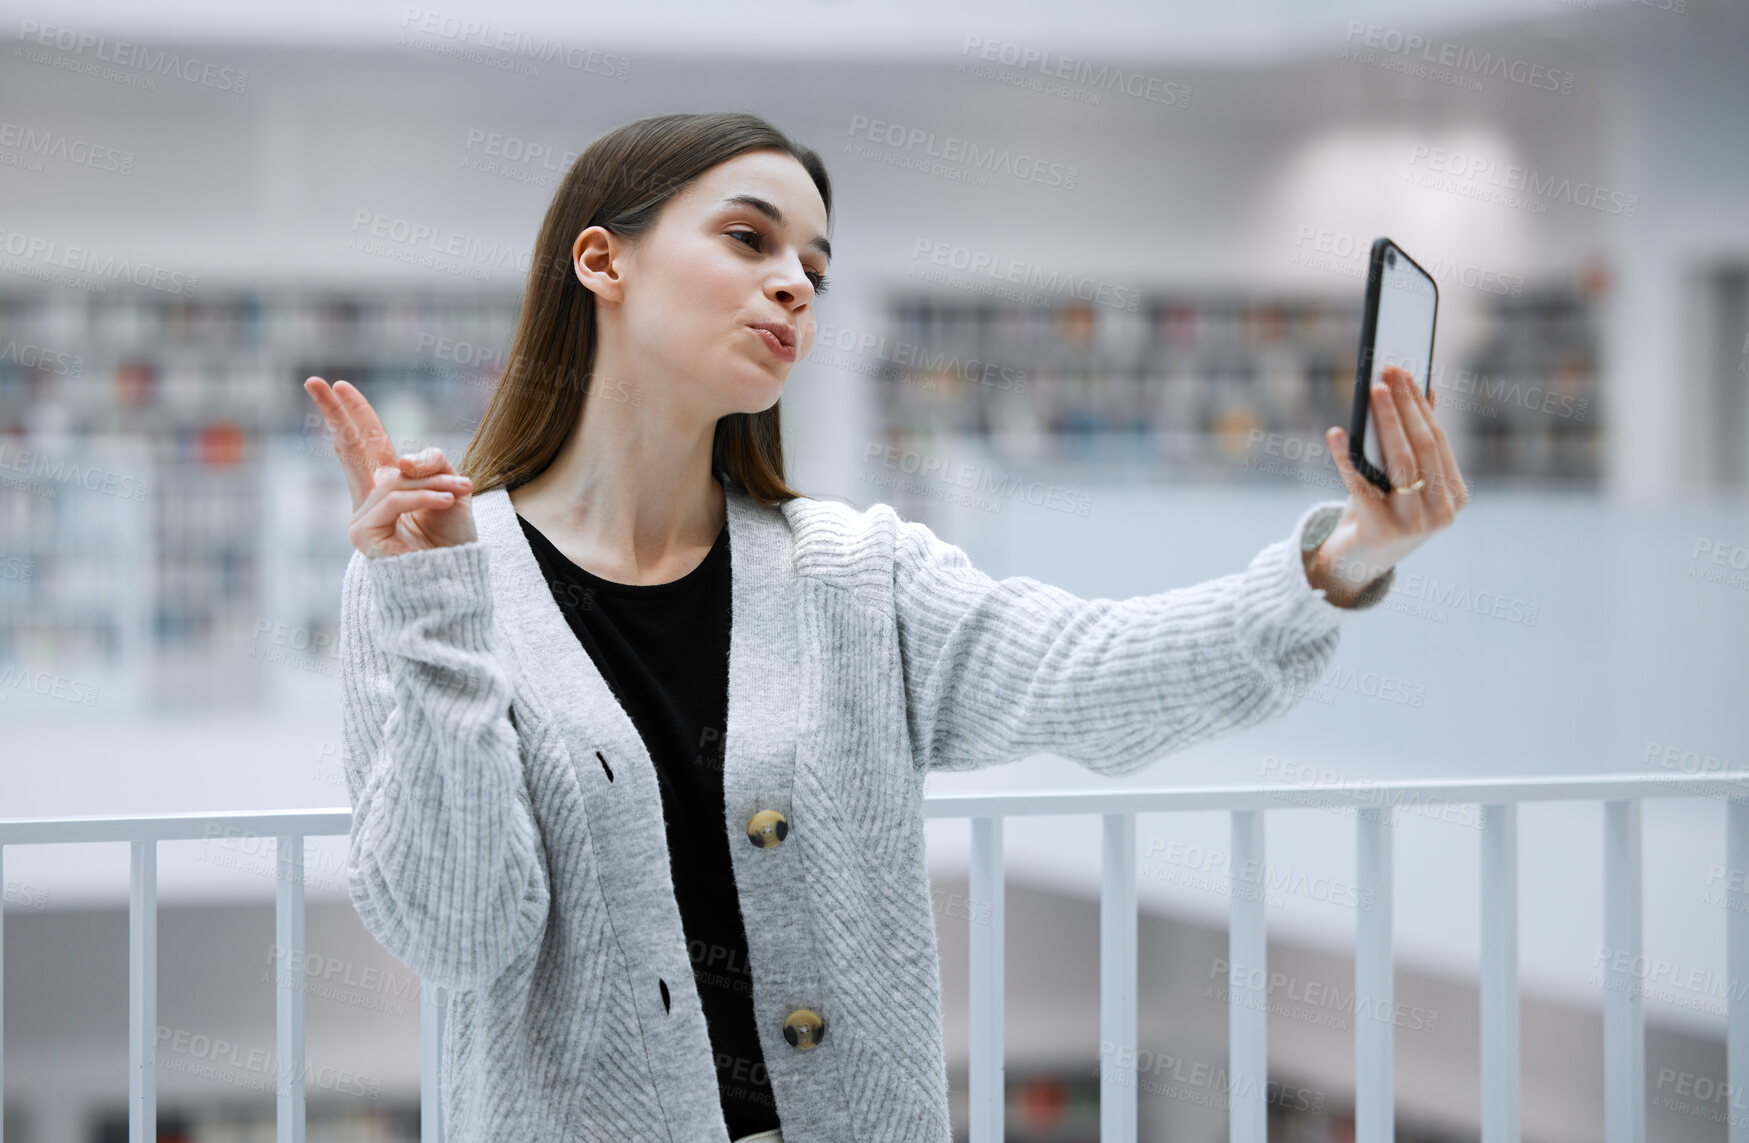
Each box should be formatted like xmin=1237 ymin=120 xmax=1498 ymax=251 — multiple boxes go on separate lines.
xmin=303 ymin=376 xmax=397 ymax=510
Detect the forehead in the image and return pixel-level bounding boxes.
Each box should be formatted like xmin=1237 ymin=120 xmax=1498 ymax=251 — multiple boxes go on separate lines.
xmin=684 ymin=150 xmax=828 ymax=233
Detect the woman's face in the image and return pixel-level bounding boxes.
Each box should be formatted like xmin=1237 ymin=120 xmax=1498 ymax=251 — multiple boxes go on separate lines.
xmin=575 ymin=148 xmax=830 ymax=419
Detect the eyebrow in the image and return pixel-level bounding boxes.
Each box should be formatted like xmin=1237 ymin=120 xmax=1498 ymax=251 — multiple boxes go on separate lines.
xmin=718 ymin=194 xmax=831 ymax=262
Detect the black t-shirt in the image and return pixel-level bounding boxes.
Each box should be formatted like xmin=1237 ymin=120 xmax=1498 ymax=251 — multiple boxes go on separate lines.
xmin=516 ymin=510 xmax=780 ymax=1138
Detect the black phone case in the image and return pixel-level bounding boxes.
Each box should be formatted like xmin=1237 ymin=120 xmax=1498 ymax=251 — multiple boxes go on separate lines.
xmin=1349 ymin=236 xmax=1439 ymax=494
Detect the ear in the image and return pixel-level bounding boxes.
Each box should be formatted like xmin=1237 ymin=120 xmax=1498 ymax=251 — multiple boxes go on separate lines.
xmin=572 ymin=225 xmax=627 ymax=303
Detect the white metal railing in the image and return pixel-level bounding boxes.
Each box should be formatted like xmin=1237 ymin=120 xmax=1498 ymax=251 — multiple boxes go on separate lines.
xmin=0 ymin=809 xmax=445 ymax=1143
xmin=2 ymin=773 xmax=1746 ymax=1143
xmin=920 ymin=773 xmax=1749 ymax=1143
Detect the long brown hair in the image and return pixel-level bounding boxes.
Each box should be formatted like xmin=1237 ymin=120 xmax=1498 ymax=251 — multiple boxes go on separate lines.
xmin=457 ymin=111 xmax=831 ymax=506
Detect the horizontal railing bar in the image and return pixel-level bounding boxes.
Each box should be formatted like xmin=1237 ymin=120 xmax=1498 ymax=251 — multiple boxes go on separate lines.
xmin=922 ymin=773 xmax=1749 ymax=819
xmin=0 ymin=809 xmax=352 ymax=846
xmin=0 ymin=773 xmax=1736 ymax=843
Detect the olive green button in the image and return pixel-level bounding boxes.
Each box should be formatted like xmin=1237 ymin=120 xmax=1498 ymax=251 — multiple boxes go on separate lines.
xmin=783 ymin=1007 xmax=826 ymax=1050
xmin=747 ymin=809 xmax=788 ymax=848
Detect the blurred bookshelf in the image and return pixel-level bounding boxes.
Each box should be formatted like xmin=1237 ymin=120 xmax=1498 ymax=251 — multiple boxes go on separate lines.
xmin=0 ymin=286 xmax=521 ymax=714
xmin=871 ymin=276 xmax=1603 ymax=517
xmin=1459 ymin=271 xmax=1605 ymax=485
xmin=878 ymin=292 xmax=1362 ymax=478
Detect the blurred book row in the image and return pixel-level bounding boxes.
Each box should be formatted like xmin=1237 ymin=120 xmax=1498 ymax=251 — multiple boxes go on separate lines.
xmin=873 ymin=282 xmax=1601 ymax=484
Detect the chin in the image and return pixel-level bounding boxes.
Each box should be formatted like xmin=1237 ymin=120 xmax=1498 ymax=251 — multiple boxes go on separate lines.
xmin=716 ymin=373 xmax=786 ymax=415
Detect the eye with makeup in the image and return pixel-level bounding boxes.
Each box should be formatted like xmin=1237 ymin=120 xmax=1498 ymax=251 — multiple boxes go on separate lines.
xmin=726 ymin=227 xmax=830 ymax=296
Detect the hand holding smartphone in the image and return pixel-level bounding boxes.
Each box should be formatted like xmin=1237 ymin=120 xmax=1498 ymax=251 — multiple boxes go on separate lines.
xmin=1350 ymin=238 xmax=1439 ymax=494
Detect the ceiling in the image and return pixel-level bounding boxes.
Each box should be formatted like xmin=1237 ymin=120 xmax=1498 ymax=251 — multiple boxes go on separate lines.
xmin=0 ymin=0 xmax=1648 ymax=63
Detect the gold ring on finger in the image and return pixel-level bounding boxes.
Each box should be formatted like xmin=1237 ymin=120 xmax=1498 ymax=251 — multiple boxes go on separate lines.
xmin=1393 ymin=476 xmax=1426 ymax=495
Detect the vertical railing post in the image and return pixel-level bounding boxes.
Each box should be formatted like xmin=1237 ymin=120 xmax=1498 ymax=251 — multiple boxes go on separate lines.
xmin=1603 ymin=799 xmax=1645 ymax=1143
xmin=422 ymin=980 xmax=446 ymax=1143
xmin=1480 ymin=803 xmax=1520 ymax=1143
xmin=1100 ymin=811 xmax=1138 ymax=1143
xmin=276 ymin=834 xmax=307 ymax=1143
xmin=129 ymin=839 xmax=157 ymax=1143
xmin=969 ymin=815 xmax=1005 ymax=1143
xmin=1355 ymin=805 xmax=1394 ymax=1143
xmin=1229 ymin=809 xmax=1268 ymax=1143
xmin=1727 ymin=798 xmax=1748 ymax=1143
xmin=1 ymin=843 xmax=6 ymax=1130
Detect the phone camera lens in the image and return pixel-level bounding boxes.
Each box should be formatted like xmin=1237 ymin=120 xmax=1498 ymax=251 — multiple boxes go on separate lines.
xmin=1386 ymin=249 xmax=1398 ymax=267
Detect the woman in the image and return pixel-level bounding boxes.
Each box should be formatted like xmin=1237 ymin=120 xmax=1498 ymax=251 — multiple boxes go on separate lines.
xmin=304 ymin=111 xmax=1464 ymax=1143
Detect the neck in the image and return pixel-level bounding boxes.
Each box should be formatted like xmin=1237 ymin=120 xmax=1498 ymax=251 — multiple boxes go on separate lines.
xmin=507 ymin=384 xmax=728 ymax=581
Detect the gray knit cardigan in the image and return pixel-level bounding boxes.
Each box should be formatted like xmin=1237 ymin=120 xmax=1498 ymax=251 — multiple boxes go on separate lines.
xmin=338 ymin=479 xmax=1391 ymax=1141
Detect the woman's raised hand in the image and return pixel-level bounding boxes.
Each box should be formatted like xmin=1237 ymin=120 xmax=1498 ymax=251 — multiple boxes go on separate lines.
xmin=1312 ymin=365 xmax=1469 ymax=601
xmin=303 ymin=376 xmax=478 ymax=559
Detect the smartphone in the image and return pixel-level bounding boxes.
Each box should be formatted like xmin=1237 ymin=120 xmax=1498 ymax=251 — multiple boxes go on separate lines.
xmin=1350 ymin=237 xmax=1439 ymax=494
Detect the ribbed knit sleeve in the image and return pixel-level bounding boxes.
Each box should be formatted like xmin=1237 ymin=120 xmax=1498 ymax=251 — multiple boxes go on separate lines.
xmin=338 ymin=542 xmax=551 ymax=991
xmin=894 ymin=499 xmax=1389 ymax=776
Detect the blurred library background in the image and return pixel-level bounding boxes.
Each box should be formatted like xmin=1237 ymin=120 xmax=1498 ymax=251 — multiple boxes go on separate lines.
xmin=3 ymin=1 xmax=1748 ymax=1141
